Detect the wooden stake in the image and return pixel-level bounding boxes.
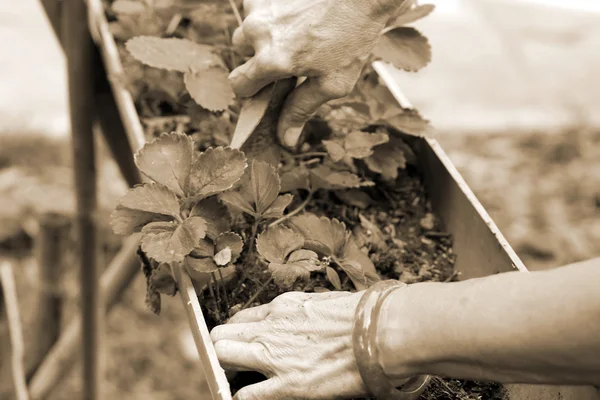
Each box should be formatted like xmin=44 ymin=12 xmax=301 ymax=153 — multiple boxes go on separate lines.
xmin=28 ymin=236 xmax=141 ymax=400
xmin=62 ymin=1 xmax=101 ymax=398
xmin=26 ymin=214 xmax=70 ymax=380
xmin=0 ymin=261 xmax=30 ymax=400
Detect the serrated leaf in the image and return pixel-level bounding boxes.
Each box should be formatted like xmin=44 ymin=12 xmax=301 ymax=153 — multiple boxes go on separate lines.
xmin=119 ymin=183 xmax=181 ymax=219
xmin=190 ymin=239 xmax=215 ymax=258
xmin=149 ymin=264 xmax=177 ymax=296
xmin=268 ymin=262 xmax=310 ymax=289
xmin=112 ymin=0 xmax=147 ymax=14
xmin=340 ymin=238 xmax=381 ymax=290
xmin=184 ymin=67 xmax=235 ymax=111
xmin=110 ymin=205 xmax=174 ymax=235
xmin=134 ymin=132 xmax=194 ymax=197
xmin=322 ymin=140 xmax=346 ymax=162
xmin=219 ymin=190 xmax=255 ymax=216
xmin=186 ymin=256 xmax=218 ymax=273
xmin=344 ymin=131 xmax=389 ymax=159
xmin=268 ymin=249 xmax=320 ymax=289
xmin=256 ymin=225 xmax=304 ymax=264
xmin=190 ymin=197 xmax=231 ymax=240
xmin=310 ymin=165 xmax=367 ymax=190
xmin=215 ymin=232 xmax=243 ymax=263
xmin=280 ymin=167 xmax=311 ymax=192
xmin=326 ymin=266 xmax=342 ymax=290
xmin=141 ymin=217 xmax=207 ymax=263
xmin=262 ymin=194 xmax=293 ymax=219
xmin=387 ymin=3 xmax=435 ymax=27
xmin=213 ymin=247 xmax=232 ymax=266
xmin=288 ymin=213 xmax=348 ymax=257
xmin=382 ymin=111 xmax=432 ymax=138
xmin=365 ymin=138 xmax=408 ymax=180
xmin=126 ymin=36 xmax=220 ymax=72
xmin=186 ymin=147 xmax=247 ymax=201
xmin=373 ymin=27 xmax=431 ymax=72
xmin=219 ymin=160 xmax=291 ymax=219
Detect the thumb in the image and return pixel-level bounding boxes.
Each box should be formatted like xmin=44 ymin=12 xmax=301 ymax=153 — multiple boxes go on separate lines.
xmin=277 ymin=76 xmax=353 ymax=148
xmin=229 ymin=53 xmax=290 ymax=98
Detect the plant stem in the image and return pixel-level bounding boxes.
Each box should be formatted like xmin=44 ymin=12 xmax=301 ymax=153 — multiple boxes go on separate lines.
xmin=241 ymin=276 xmax=273 ymax=310
xmin=269 ymin=191 xmax=314 ymax=228
xmin=292 ymin=152 xmax=328 ymax=159
xmin=232 ymin=220 xmax=260 ymax=300
xmin=208 ymin=277 xmax=216 ymax=300
xmin=211 ymin=272 xmax=221 ymax=304
xmin=218 ymin=269 xmax=230 ymax=311
xmin=227 ymin=0 xmax=243 ymax=27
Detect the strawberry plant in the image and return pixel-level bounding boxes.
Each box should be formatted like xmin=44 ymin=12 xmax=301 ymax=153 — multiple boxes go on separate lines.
xmin=104 ymin=0 xmax=511 ymax=398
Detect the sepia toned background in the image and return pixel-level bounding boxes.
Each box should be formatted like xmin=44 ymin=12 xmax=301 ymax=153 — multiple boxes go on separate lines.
xmin=1 ymin=0 xmax=599 ymax=399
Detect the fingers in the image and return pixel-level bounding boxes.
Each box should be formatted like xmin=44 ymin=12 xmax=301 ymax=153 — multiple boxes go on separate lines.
xmin=234 ymin=377 xmax=286 ymax=400
xmin=277 ymin=75 xmax=355 ymax=148
xmin=232 ymin=27 xmax=254 ymax=57
xmin=229 ymin=53 xmax=291 ymax=98
xmin=228 ymin=303 xmax=270 ymax=324
xmin=211 ymin=321 xmax=263 ymax=343
xmin=213 ymin=340 xmax=272 ymax=374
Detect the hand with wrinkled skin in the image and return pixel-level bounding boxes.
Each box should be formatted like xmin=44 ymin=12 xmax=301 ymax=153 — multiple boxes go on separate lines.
xmin=229 ymin=0 xmax=398 ymax=148
xmin=210 ymin=290 xmax=371 ymax=400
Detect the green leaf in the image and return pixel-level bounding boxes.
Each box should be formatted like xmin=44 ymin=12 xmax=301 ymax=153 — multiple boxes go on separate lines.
xmin=134 ymin=132 xmax=194 ymax=197
xmin=149 ymin=264 xmax=177 ymax=296
xmin=288 ymin=213 xmax=348 ymax=257
xmin=310 ymin=165 xmax=372 ymax=190
xmin=382 ymin=111 xmax=432 ymax=138
xmin=215 ymin=232 xmax=244 ymax=263
xmin=256 ymin=225 xmax=304 ymax=264
xmin=186 ymin=256 xmax=218 ymax=273
xmin=323 ymin=131 xmax=389 ymax=162
xmin=387 ymin=3 xmax=435 ymax=27
xmin=268 ymin=249 xmax=320 ymax=289
xmin=322 ymin=140 xmax=346 ymax=163
xmin=214 ymin=247 xmax=232 ymax=266
xmin=280 ymin=167 xmax=311 ymax=193
xmin=340 ymin=238 xmax=381 ymax=290
xmin=184 ymin=67 xmax=235 ymax=112
xmin=110 ymin=205 xmax=173 ymax=236
xmin=365 ymin=137 xmax=409 ymax=180
xmin=220 ymin=160 xmax=293 ymax=219
xmin=262 ymin=194 xmax=294 ymax=219
xmin=140 ymin=216 xmax=207 ymax=263
xmin=186 ymin=147 xmax=247 ymax=201
xmin=373 ymin=27 xmax=431 ymax=72
xmin=125 ymin=36 xmax=220 ymax=72
xmin=118 ymin=183 xmax=181 ymax=219
xmin=325 ymin=266 xmax=342 ymax=290
xmin=190 ymin=239 xmax=215 ymax=258
xmin=190 ymin=197 xmax=231 ymax=240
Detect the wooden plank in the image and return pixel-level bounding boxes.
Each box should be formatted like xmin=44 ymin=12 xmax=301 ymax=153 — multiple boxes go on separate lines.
xmin=26 ymin=214 xmax=69 ymax=380
xmin=0 ymin=261 xmax=30 ymax=400
xmin=62 ymin=1 xmax=102 ymax=398
xmin=171 ymin=263 xmax=232 ymax=400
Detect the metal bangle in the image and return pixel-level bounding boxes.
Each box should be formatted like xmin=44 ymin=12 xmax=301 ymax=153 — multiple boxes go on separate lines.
xmin=353 ymin=280 xmax=431 ymax=399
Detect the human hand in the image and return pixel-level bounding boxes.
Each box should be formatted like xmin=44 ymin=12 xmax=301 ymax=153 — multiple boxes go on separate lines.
xmin=210 ymin=291 xmax=370 ymax=399
xmin=230 ymin=0 xmax=397 ymax=148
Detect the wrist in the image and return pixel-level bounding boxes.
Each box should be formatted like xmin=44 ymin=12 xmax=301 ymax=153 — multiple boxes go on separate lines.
xmin=375 ymin=282 xmax=448 ymax=383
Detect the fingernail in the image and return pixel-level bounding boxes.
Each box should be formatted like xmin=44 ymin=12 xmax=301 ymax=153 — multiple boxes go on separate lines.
xmin=284 ymin=126 xmax=303 ymax=148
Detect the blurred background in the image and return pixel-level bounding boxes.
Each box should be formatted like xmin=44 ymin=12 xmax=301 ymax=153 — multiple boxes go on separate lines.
xmin=0 ymin=0 xmax=599 ymax=399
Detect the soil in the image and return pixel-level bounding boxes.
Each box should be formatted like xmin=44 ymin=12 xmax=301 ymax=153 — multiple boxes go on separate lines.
xmin=98 ymin=1 xmax=508 ymax=398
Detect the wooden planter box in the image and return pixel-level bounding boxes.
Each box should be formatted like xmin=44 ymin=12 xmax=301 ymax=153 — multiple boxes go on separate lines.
xmin=89 ymin=2 xmax=600 ymax=399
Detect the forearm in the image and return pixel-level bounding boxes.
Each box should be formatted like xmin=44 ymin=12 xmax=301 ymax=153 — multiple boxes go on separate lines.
xmin=378 ymin=261 xmax=600 ymax=386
